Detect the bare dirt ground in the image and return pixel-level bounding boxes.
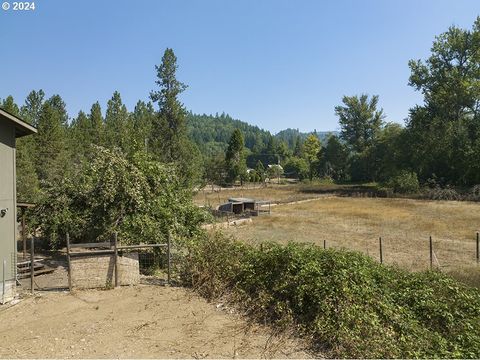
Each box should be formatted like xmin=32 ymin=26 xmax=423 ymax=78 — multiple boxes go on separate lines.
xmin=0 ymin=285 xmax=312 ymax=359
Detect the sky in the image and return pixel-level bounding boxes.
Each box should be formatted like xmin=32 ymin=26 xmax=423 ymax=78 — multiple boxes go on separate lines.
xmin=1 ymin=0 xmax=479 ymax=133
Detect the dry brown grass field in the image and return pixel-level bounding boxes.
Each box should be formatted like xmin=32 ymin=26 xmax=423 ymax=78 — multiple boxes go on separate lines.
xmin=195 ymin=183 xmax=323 ymax=208
xmin=216 ymin=187 xmax=480 ymax=284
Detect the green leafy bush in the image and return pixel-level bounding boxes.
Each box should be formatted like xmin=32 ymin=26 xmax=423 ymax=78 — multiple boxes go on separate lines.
xmin=181 ymin=234 xmax=480 ymax=358
xmin=388 ymin=171 xmax=420 ymax=194
xmin=284 ymin=157 xmax=309 ymax=180
xmin=34 ymin=146 xmax=209 ymax=248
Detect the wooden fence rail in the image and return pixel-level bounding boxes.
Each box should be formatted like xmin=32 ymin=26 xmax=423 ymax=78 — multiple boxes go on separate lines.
xmin=66 ymin=232 xmax=169 ymax=291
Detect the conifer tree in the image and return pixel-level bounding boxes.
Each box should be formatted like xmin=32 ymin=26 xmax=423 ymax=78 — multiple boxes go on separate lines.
xmin=70 ymin=110 xmax=91 ymax=159
xmin=150 ymin=48 xmax=202 ymax=186
xmin=21 ymin=90 xmax=45 ymax=126
xmin=150 ymin=48 xmax=188 ymax=162
xmin=105 ymin=91 xmax=129 ymax=152
xmin=88 ymin=101 xmax=104 ymax=146
xmin=2 ymin=95 xmax=40 ymax=201
xmin=131 ymin=100 xmax=154 ymax=153
xmin=293 ymin=135 xmax=304 ymax=157
xmin=35 ymin=95 xmax=69 ymax=183
xmin=18 ymin=91 xmax=44 ymax=201
xmin=255 ymin=160 xmax=266 ymax=182
xmin=1 ymin=95 xmax=20 ymax=115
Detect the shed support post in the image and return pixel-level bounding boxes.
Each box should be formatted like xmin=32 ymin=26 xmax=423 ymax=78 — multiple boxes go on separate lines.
xmin=22 ymin=208 xmax=26 ymax=260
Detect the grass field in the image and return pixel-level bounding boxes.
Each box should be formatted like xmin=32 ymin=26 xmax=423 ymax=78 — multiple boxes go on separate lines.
xmin=195 ymin=183 xmax=323 ymax=207
xmin=218 ymin=189 xmax=480 ymax=284
xmin=195 ymin=182 xmax=389 ymax=208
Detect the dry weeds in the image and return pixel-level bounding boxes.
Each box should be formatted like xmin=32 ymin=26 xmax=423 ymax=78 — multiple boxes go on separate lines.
xmin=225 ymin=195 xmax=480 ymax=279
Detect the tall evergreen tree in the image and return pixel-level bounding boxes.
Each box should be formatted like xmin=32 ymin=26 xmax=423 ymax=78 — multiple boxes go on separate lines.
xmin=320 ymin=135 xmax=349 ymax=180
xmin=255 ymin=160 xmax=266 ymax=182
xmin=1 ymin=95 xmax=20 ymax=115
xmin=2 ymin=95 xmax=41 ymax=201
xmin=104 ymin=91 xmax=129 ymax=152
xmin=293 ymin=135 xmax=304 ymax=157
xmin=35 ymin=95 xmax=69 ymax=183
xmin=18 ymin=91 xmax=44 ymax=201
xmin=150 ymin=48 xmax=188 ymax=161
xmin=131 ymin=100 xmax=154 ymax=153
xmin=88 ymin=101 xmax=104 ymax=146
xmin=70 ymin=110 xmax=91 ymax=159
xmin=150 ymin=48 xmax=202 ymax=185
xmin=21 ymin=90 xmax=45 ymax=126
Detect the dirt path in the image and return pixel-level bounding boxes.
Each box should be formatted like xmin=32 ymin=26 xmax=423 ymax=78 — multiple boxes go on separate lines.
xmin=0 ymin=285 xmax=312 ymax=359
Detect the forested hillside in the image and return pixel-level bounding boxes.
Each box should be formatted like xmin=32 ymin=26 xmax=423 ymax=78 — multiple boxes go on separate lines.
xmin=186 ymin=112 xmax=271 ymax=156
xmin=186 ymin=112 xmax=334 ymax=156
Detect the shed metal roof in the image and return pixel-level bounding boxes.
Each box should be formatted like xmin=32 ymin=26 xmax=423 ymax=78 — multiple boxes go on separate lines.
xmin=228 ymin=197 xmax=256 ymax=203
xmin=0 ymin=108 xmax=37 ymax=138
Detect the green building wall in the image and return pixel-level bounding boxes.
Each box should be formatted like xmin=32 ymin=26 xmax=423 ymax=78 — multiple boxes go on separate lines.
xmin=0 ymin=119 xmax=17 ymax=302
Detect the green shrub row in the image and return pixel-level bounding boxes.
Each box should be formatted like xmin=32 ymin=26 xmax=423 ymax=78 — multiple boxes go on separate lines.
xmin=181 ymin=233 xmax=480 ymax=358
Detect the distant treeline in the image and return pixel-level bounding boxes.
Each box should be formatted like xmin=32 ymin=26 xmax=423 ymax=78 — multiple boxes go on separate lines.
xmin=187 ymin=112 xmax=336 ymax=157
xmin=206 ymin=17 xmax=480 ymax=190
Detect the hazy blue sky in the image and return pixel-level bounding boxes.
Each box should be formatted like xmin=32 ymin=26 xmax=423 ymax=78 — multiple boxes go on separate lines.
xmin=1 ymin=0 xmax=479 ymax=132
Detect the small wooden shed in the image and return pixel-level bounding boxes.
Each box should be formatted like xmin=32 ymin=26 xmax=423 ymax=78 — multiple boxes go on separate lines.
xmin=218 ymin=198 xmax=256 ymax=214
xmin=0 ymin=108 xmax=37 ymax=303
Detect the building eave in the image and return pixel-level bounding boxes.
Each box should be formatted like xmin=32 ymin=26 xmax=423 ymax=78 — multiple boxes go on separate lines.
xmin=0 ymin=108 xmax=38 ymax=138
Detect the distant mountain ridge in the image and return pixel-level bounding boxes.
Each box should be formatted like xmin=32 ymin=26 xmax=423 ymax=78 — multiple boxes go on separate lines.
xmin=186 ymin=111 xmax=338 ymax=156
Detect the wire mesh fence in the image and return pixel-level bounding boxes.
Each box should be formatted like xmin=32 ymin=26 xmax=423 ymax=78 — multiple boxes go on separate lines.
xmin=65 ymin=233 xmax=171 ymax=291
xmin=320 ymin=232 xmax=480 ymax=272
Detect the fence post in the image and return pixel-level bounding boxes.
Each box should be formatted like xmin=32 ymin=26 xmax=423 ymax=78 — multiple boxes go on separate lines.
xmin=476 ymin=232 xmax=479 ymax=264
xmin=2 ymin=259 xmax=5 ymax=304
xmin=429 ymin=236 xmax=433 ymax=269
xmin=379 ymin=237 xmax=383 ymax=264
xmin=114 ymin=232 xmax=118 ymax=288
xmin=323 ymin=240 xmax=326 ymax=249
xmin=30 ymin=235 xmax=34 ymax=294
xmin=66 ymin=232 xmax=72 ymax=292
xmin=167 ymin=231 xmax=171 ymax=285
xmin=22 ymin=209 xmax=26 ymax=260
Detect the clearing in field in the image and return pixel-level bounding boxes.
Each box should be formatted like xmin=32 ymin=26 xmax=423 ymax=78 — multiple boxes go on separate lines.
xmin=224 ymin=195 xmax=480 ymax=274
